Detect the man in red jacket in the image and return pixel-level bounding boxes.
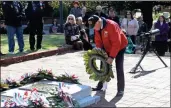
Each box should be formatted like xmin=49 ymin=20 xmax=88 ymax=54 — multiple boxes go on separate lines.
xmin=88 ymin=15 xmax=128 ymax=96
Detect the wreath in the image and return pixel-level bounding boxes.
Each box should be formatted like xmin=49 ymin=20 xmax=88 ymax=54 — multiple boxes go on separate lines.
xmin=0 ymin=69 xmax=80 ymax=92
xmin=83 ymin=48 xmax=114 ymax=82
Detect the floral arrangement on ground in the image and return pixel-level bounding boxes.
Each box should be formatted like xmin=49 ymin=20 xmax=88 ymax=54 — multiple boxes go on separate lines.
xmin=1 ymin=85 xmax=80 ymax=107
xmin=0 ymin=69 xmax=80 ymax=92
xmin=1 ymin=69 xmax=80 ymax=107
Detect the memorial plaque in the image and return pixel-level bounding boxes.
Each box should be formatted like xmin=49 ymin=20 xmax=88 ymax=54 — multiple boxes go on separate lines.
xmin=19 ymin=82 xmax=57 ymax=93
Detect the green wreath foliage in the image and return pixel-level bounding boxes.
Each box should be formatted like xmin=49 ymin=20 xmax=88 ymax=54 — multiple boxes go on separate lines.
xmin=83 ymin=48 xmax=114 ymax=82
xmin=0 ymin=69 xmax=80 ymax=92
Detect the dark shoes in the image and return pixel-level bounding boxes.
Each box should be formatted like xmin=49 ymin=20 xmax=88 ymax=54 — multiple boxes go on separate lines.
xmin=92 ymin=87 xmax=102 ymax=91
xmin=92 ymin=81 xmax=124 ymax=97
xmin=36 ymin=47 xmax=42 ymax=51
xmin=36 ymin=45 xmax=42 ymax=50
xmin=30 ymin=47 xmax=41 ymax=52
xmin=30 ymin=48 xmax=35 ymax=52
xmin=92 ymin=88 xmax=124 ymax=97
xmin=0 ymin=52 xmax=6 ymax=56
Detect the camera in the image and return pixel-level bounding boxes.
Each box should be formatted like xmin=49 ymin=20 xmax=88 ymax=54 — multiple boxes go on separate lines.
xmin=129 ymin=29 xmax=168 ymax=73
xmin=140 ymin=29 xmax=160 ymax=37
xmin=139 ymin=29 xmax=160 ymax=42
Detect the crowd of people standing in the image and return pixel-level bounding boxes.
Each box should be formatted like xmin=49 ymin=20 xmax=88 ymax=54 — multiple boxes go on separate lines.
xmin=1 ymin=1 xmax=45 ymax=55
xmin=64 ymin=1 xmax=171 ymax=56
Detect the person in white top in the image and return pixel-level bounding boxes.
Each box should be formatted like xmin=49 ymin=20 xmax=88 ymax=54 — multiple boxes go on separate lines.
xmin=121 ymin=11 xmax=139 ymax=44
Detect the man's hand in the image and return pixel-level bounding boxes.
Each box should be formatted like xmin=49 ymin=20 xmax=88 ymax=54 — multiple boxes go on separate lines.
xmin=106 ymin=57 xmax=114 ymax=65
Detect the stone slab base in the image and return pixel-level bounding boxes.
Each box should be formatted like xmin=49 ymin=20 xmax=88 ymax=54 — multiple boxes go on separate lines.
xmin=1 ymin=80 xmax=100 ymax=107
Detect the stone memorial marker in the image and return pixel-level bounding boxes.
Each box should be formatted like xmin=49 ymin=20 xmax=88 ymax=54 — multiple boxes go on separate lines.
xmin=1 ymin=80 xmax=100 ymax=107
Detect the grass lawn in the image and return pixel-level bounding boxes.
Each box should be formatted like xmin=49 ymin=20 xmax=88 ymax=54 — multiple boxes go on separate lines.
xmin=1 ymin=34 xmax=65 ymax=59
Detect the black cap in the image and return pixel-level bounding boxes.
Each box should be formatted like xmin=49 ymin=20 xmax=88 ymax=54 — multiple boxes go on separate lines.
xmin=88 ymin=15 xmax=99 ymax=28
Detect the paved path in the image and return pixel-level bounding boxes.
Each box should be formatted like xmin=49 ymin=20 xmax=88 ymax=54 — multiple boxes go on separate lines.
xmin=1 ymin=51 xmax=170 ymax=107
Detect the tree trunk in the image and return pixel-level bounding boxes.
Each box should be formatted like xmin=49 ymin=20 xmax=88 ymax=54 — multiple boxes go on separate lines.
xmin=59 ymin=1 xmax=63 ymax=33
xmin=82 ymin=1 xmax=86 ymax=6
xmin=140 ymin=1 xmax=153 ymax=31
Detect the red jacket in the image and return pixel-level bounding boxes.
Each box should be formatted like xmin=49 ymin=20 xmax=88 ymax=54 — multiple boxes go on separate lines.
xmin=95 ymin=19 xmax=128 ymax=58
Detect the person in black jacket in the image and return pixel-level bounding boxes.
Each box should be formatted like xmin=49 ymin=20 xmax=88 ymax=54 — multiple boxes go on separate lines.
xmin=137 ymin=16 xmax=148 ymax=50
xmin=76 ymin=17 xmax=92 ymax=50
xmin=95 ymin=5 xmax=108 ymax=19
xmin=25 ymin=1 xmax=44 ymax=51
xmin=64 ymin=14 xmax=83 ymax=50
xmin=137 ymin=16 xmax=148 ymax=35
xmin=2 ymin=1 xmax=25 ymax=54
xmin=108 ymin=7 xmax=120 ymax=27
xmin=82 ymin=7 xmax=93 ymax=43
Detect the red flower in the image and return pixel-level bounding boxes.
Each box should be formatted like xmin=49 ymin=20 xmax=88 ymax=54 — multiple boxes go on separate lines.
xmin=47 ymin=70 xmax=52 ymax=74
xmin=71 ymin=74 xmax=78 ymax=79
xmin=31 ymin=88 xmax=38 ymax=93
xmin=24 ymin=91 xmax=28 ymax=96
xmin=23 ymin=91 xmax=30 ymax=100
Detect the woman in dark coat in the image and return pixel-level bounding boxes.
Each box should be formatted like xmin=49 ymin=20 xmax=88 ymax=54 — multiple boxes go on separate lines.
xmin=64 ymin=14 xmax=83 ymax=50
xmin=154 ymin=15 xmax=169 ymax=56
xmin=76 ymin=17 xmax=92 ymax=50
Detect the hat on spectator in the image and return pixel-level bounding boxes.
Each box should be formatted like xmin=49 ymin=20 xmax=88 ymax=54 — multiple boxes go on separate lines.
xmin=88 ymin=15 xmax=100 ymax=28
xmin=73 ymin=1 xmax=79 ymax=5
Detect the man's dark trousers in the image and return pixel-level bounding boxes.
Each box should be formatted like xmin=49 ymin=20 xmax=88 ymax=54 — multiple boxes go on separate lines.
xmin=95 ymin=48 xmax=125 ymax=92
xmin=29 ymin=22 xmax=43 ymax=50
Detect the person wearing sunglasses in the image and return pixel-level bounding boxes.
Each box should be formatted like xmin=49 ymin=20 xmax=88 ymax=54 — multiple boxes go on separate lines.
xmin=64 ymin=14 xmax=83 ymax=50
xmin=88 ymin=15 xmax=128 ymax=97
